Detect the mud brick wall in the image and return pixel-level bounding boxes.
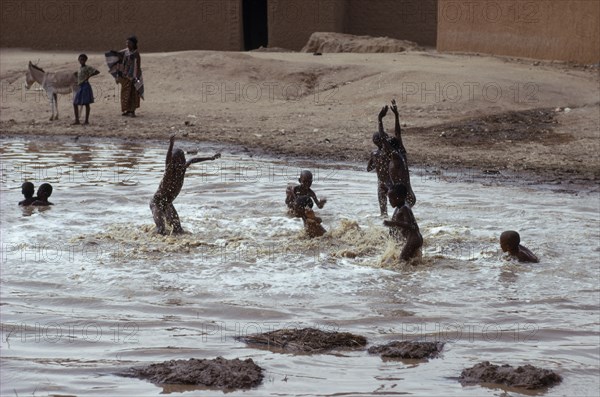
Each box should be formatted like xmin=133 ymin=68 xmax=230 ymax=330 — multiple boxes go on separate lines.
xmin=344 ymin=0 xmax=438 ymax=47
xmin=437 ymin=0 xmax=600 ymax=64
xmin=0 ymin=0 xmax=244 ymax=51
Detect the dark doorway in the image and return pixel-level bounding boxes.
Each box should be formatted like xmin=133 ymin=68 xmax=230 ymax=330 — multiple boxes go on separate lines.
xmin=243 ymin=0 xmax=268 ymax=50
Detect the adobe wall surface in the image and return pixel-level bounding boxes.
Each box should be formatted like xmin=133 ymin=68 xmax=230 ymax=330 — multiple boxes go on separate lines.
xmin=4 ymin=0 xmax=594 ymax=63
xmin=437 ymin=0 xmax=600 ymax=64
xmin=0 ymin=0 xmax=244 ymax=52
xmin=268 ymin=0 xmax=437 ymax=50
xmin=344 ymin=0 xmax=438 ymax=47
xmin=267 ymin=0 xmax=346 ymax=50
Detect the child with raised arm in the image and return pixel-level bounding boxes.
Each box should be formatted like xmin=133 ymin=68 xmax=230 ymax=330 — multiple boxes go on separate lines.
xmin=367 ymin=106 xmax=393 ymax=216
xmin=383 ymin=183 xmax=423 ymax=261
xmin=19 ymin=182 xmax=35 ymax=206
xmin=378 ymin=100 xmax=416 ymax=207
xmin=150 ymin=135 xmax=221 ymax=235
xmin=31 ymin=183 xmax=54 ymax=206
xmin=500 ymin=231 xmax=539 ymax=263
xmin=73 ymin=54 xmax=100 ymax=125
xmin=285 ymin=170 xmax=327 ymax=217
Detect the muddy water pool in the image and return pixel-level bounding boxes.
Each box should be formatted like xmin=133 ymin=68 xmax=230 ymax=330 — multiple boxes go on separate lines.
xmin=1 ymin=137 xmax=598 ymax=396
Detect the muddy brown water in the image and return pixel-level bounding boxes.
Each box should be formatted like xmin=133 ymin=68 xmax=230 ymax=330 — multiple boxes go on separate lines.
xmin=1 ymin=137 xmax=598 ymax=396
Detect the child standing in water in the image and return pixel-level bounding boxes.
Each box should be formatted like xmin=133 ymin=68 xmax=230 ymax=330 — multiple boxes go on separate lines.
xmin=18 ymin=182 xmax=35 ymax=206
xmin=378 ymin=100 xmax=416 ymax=207
xmin=384 ymin=183 xmax=422 ymax=261
xmin=285 ymin=170 xmax=327 ymax=217
xmin=367 ymin=127 xmax=391 ymax=217
xmin=500 ymin=231 xmax=539 ymax=263
xmin=150 ymin=135 xmax=221 ymax=235
xmin=73 ymin=54 xmax=100 ymax=125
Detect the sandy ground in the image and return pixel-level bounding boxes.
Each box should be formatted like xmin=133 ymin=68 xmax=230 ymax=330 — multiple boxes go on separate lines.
xmin=1 ymin=48 xmax=598 ymax=187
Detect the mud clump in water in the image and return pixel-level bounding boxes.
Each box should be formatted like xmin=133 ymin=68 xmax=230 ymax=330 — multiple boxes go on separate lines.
xmin=237 ymin=327 xmax=367 ymax=353
xmin=125 ymin=357 xmax=263 ymax=390
xmin=459 ymin=361 xmax=562 ymax=389
xmin=368 ymin=341 xmax=444 ymax=360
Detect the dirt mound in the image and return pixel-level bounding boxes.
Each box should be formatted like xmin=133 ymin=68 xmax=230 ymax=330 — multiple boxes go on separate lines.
xmin=124 ymin=357 xmax=263 ymax=390
xmin=173 ymin=51 xmax=374 ymax=100
xmin=459 ymin=361 xmax=562 ymax=390
xmin=368 ymin=341 xmax=444 ymax=360
xmin=251 ymin=46 xmax=294 ymax=53
xmin=419 ymin=108 xmax=568 ymax=146
xmin=301 ymin=32 xmax=420 ymax=54
xmin=237 ymin=327 xmax=367 ymax=353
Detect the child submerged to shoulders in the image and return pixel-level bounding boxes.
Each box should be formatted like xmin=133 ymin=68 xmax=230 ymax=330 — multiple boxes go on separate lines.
xmin=31 ymin=183 xmax=54 ymax=206
xmin=500 ymin=230 xmax=539 ymax=263
xmin=18 ymin=182 xmax=35 ymax=206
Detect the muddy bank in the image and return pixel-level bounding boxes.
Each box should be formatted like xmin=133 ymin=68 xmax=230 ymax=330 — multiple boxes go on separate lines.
xmin=459 ymin=361 xmax=562 ymax=390
xmin=1 ymin=49 xmax=598 ymax=190
xmin=237 ymin=328 xmax=367 ymax=353
xmin=368 ymin=341 xmax=444 ymax=360
xmin=123 ymin=357 xmax=264 ymax=390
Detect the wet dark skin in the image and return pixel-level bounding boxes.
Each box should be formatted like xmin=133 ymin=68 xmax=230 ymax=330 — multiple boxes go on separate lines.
xmin=73 ymin=55 xmax=100 ymax=125
xmin=302 ymin=207 xmax=326 ymax=238
xmin=378 ymin=100 xmax=416 ymax=207
xmin=500 ymin=230 xmax=539 ymax=263
xmin=19 ymin=182 xmax=35 ymax=206
xmin=367 ymin=131 xmax=391 ymax=216
xmin=293 ymin=195 xmax=326 ymax=237
xmin=31 ymin=183 xmax=54 ymax=206
xmin=383 ymin=184 xmax=423 ymax=261
xmin=150 ymin=135 xmax=221 ymax=235
xmin=285 ymin=170 xmax=327 ymax=217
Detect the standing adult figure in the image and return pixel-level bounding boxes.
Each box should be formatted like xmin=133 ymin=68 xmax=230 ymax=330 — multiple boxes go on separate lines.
xmin=118 ymin=36 xmax=142 ymax=117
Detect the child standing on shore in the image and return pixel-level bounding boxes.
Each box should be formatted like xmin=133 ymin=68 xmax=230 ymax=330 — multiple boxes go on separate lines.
xmin=73 ymin=54 xmax=100 ymax=125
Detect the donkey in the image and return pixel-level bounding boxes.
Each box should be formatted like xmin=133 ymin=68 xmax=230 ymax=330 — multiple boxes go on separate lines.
xmin=25 ymin=61 xmax=78 ymax=121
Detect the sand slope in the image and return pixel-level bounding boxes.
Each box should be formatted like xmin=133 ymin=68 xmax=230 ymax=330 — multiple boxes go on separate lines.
xmin=1 ymin=48 xmax=598 ymax=185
